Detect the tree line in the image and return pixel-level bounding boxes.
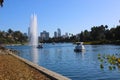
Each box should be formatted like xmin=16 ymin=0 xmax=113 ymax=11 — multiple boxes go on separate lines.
xmin=77 ymin=25 xmax=120 ymax=44
xmin=0 ymin=29 xmax=28 ymax=44
xmin=43 ymin=25 xmax=120 ymax=44
xmin=1 ymin=25 xmax=120 ymax=44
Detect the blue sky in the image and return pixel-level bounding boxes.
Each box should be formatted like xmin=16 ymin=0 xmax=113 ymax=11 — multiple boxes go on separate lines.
xmin=0 ymin=0 xmax=120 ymax=37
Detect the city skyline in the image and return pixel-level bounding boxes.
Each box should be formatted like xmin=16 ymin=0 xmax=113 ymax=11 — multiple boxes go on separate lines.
xmin=39 ymin=28 xmax=68 ymax=38
xmin=0 ymin=0 xmax=120 ymax=37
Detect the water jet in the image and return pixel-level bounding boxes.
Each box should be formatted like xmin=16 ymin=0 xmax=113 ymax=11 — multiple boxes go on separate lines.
xmin=28 ymin=14 xmax=38 ymax=47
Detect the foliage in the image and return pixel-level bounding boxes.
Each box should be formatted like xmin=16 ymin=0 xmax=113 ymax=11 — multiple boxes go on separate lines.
xmin=0 ymin=0 xmax=3 ymax=7
xmin=0 ymin=29 xmax=28 ymax=44
xmin=43 ymin=25 xmax=120 ymax=44
xmin=77 ymin=25 xmax=120 ymax=44
xmin=1 ymin=25 xmax=120 ymax=44
xmin=98 ymin=53 xmax=120 ymax=70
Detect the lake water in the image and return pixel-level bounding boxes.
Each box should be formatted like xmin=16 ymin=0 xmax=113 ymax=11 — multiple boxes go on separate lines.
xmin=6 ymin=43 xmax=120 ymax=80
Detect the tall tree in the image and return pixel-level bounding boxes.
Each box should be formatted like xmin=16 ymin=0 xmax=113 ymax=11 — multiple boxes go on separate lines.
xmin=83 ymin=30 xmax=90 ymax=41
xmin=8 ymin=29 xmax=13 ymax=34
xmin=91 ymin=26 xmax=98 ymax=40
xmin=115 ymin=26 xmax=120 ymax=40
xmin=109 ymin=28 xmax=116 ymax=40
xmin=91 ymin=25 xmax=107 ymax=41
xmin=79 ymin=31 xmax=84 ymax=41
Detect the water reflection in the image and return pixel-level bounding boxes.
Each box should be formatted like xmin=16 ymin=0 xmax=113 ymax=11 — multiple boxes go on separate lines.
xmin=41 ymin=49 xmax=51 ymax=62
xmin=55 ymin=48 xmax=62 ymax=54
xmin=54 ymin=48 xmax=62 ymax=63
xmin=75 ymin=51 xmax=86 ymax=60
xmin=30 ymin=47 xmax=39 ymax=64
xmin=42 ymin=49 xmax=50 ymax=54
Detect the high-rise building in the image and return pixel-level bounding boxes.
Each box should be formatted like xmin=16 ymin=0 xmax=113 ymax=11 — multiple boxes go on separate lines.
xmin=57 ymin=28 xmax=61 ymax=37
xmin=40 ymin=31 xmax=49 ymax=40
xmin=54 ymin=31 xmax=57 ymax=38
xmin=65 ymin=32 xmax=68 ymax=37
xmin=24 ymin=33 xmax=27 ymax=37
xmin=62 ymin=33 xmax=69 ymax=38
xmin=28 ymin=27 xmax=30 ymax=40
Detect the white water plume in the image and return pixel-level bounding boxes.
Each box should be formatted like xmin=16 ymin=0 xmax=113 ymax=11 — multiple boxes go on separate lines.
xmin=28 ymin=14 xmax=38 ymax=46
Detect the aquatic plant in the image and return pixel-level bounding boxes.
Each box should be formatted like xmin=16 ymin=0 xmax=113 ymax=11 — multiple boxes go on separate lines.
xmin=100 ymin=64 xmax=104 ymax=69
xmin=98 ymin=53 xmax=120 ymax=70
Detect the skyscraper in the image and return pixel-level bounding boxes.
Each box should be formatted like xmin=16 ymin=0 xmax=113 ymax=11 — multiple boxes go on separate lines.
xmin=54 ymin=31 xmax=57 ymax=38
xmin=57 ymin=28 xmax=61 ymax=37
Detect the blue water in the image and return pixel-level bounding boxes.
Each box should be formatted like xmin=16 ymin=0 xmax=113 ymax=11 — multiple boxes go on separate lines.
xmin=6 ymin=43 xmax=120 ymax=80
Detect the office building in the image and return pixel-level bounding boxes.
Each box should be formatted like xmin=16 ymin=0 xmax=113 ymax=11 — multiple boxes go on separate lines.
xmin=40 ymin=31 xmax=49 ymax=40
xmin=54 ymin=31 xmax=57 ymax=38
xmin=57 ymin=28 xmax=61 ymax=37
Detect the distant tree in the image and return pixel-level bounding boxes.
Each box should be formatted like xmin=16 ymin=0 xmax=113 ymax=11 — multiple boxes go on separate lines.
xmin=13 ymin=31 xmax=22 ymax=41
xmin=0 ymin=29 xmax=28 ymax=44
xmin=105 ymin=25 xmax=108 ymax=28
xmin=8 ymin=29 xmax=13 ymax=34
xmin=90 ymin=25 xmax=107 ymax=41
xmin=109 ymin=28 xmax=116 ymax=40
xmin=90 ymin=26 xmax=98 ymax=40
xmin=69 ymin=35 xmax=76 ymax=42
xmin=115 ymin=26 xmax=120 ymax=40
xmin=79 ymin=31 xmax=84 ymax=41
xmin=83 ymin=30 xmax=90 ymax=41
xmin=105 ymin=29 xmax=111 ymax=40
xmin=0 ymin=0 xmax=3 ymax=7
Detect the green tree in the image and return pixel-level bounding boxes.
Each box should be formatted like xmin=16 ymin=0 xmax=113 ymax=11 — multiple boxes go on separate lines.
xmin=79 ymin=31 xmax=84 ymax=41
xmin=91 ymin=25 xmax=107 ymax=41
xmin=91 ymin=26 xmax=99 ymax=40
xmin=8 ymin=29 xmax=13 ymax=34
xmin=115 ymin=26 xmax=120 ymax=40
xmin=105 ymin=29 xmax=111 ymax=40
xmin=109 ymin=28 xmax=116 ymax=40
xmin=83 ymin=30 xmax=90 ymax=41
xmin=13 ymin=31 xmax=23 ymax=43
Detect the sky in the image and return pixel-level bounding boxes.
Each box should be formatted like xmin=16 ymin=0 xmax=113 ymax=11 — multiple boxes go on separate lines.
xmin=0 ymin=0 xmax=120 ymax=37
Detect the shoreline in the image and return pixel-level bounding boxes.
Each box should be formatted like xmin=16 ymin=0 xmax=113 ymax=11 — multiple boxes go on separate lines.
xmin=0 ymin=46 xmax=51 ymax=80
xmin=84 ymin=40 xmax=120 ymax=45
xmin=0 ymin=46 xmax=70 ymax=80
xmin=1 ymin=40 xmax=120 ymax=46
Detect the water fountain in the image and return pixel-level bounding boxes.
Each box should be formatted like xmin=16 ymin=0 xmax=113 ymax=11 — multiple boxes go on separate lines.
xmin=28 ymin=14 xmax=38 ymax=47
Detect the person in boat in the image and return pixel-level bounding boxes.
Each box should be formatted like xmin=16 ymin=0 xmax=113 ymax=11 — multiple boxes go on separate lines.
xmin=75 ymin=43 xmax=81 ymax=50
xmin=74 ymin=42 xmax=85 ymax=52
xmin=37 ymin=43 xmax=43 ymax=48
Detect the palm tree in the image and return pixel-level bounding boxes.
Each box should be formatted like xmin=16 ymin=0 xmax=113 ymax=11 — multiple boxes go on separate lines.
xmin=0 ymin=0 xmax=3 ymax=7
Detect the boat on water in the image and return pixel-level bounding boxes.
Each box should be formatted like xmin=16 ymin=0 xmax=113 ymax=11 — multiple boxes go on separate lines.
xmin=37 ymin=43 xmax=43 ymax=48
xmin=52 ymin=42 xmax=55 ymax=45
xmin=74 ymin=42 xmax=85 ymax=52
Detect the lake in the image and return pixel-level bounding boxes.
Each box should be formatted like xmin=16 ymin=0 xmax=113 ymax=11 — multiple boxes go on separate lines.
xmin=6 ymin=43 xmax=120 ymax=80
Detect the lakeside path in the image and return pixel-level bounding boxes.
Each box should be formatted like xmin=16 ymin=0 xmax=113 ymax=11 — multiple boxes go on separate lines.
xmin=0 ymin=47 xmax=51 ymax=80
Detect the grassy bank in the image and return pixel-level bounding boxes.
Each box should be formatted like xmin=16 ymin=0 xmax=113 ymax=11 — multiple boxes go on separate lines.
xmin=84 ymin=40 xmax=120 ymax=45
xmin=0 ymin=46 xmax=51 ymax=80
